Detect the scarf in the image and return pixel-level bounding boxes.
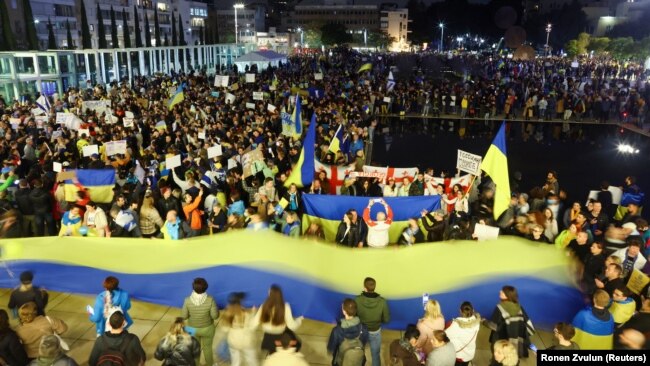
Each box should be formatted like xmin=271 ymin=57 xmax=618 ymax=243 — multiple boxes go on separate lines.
xmin=499 ymin=300 xmax=522 ymax=317
xmin=190 ymin=291 xmax=207 ymax=306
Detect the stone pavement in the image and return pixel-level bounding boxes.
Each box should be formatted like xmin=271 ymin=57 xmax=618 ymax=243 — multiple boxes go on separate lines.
xmin=0 ymin=289 xmax=550 ymax=365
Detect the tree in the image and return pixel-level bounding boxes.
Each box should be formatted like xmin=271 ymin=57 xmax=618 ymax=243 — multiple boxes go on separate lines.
xmin=607 ymin=37 xmax=635 ymax=60
xmin=66 ymin=20 xmax=73 ymax=49
xmin=80 ymin=0 xmax=92 ymax=49
xmin=154 ymin=6 xmax=160 ymax=46
xmin=133 ymin=5 xmax=142 ymax=48
xmin=97 ymin=4 xmax=107 ymax=49
xmin=178 ymin=15 xmax=186 ymax=45
xmin=304 ymin=27 xmax=322 ymax=48
xmin=199 ymin=25 xmax=204 ymax=45
xmin=171 ymin=12 xmax=177 ymax=46
xmin=0 ymin=0 xmax=15 ymax=50
xmin=367 ymin=30 xmax=395 ymax=50
xmin=122 ymin=8 xmax=130 ymax=48
xmin=320 ymin=22 xmax=352 ymax=46
xmin=110 ymin=6 xmax=118 ymax=48
xmin=144 ymin=10 xmax=151 ymax=47
xmin=587 ymin=37 xmax=610 ymax=54
xmin=23 ymin=0 xmax=39 ymax=50
xmin=565 ymin=32 xmax=590 ymax=57
xmin=47 ymin=18 xmax=57 ymax=49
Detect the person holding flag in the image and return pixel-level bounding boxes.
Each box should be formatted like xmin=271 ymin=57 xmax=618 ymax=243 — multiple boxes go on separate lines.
xmin=284 ymin=112 xmax=317 ymax=189
xmin=481 ymin=123 xmax=510 ymax=220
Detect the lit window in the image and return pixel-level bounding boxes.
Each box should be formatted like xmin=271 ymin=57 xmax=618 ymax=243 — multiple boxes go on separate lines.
xmin=157 ymin=2 xmax=167 ymax=11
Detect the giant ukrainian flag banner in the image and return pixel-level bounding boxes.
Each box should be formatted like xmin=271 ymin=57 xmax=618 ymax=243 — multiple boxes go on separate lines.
xmin=63 ymin=169 xmax=116 ymax=203
xmin=302 ymin=194 xmax=441 ymax=243
xmin=481 ymin=123 xmax=511 ymax=219
xmin=0 ymin=232 xmax=583 ymax=330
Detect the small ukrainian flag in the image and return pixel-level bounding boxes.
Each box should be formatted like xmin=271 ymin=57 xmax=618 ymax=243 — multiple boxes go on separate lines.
xmin=357 ymin=63 xmax=372 ymax=73
xmin=168 ymin=84 xmax=185 ymax=111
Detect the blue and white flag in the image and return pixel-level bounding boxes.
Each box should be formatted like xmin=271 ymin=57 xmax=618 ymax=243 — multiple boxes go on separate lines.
xmin=386 ymin=71 xmax=395 ymax=92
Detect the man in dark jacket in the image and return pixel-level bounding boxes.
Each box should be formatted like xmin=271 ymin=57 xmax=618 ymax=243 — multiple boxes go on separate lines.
xmin=420 ymin=210 xmax=446 ymax=242
xmin=14 ymin=179 xmax=35 ymax=236
xmin=327 ymin=298 xmax=369 ymax=366
xmin=355 ymin=277 xmax=390 ymax=366
xmin=29 ymin=179 xmax=55 ymax=236
xmin=88 ymin=311 xmax=146 ymax=366
xmin=157 ymin=187 xmax=181 ymax=219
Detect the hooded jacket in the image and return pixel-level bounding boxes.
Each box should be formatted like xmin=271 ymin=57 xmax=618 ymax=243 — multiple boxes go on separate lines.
xmin=445 ymin=314 xmax=481 ymax=362
xmin=90 ymin=289 xmax=133 ymax=335
xmin=355 ymin=292 xmax=390 ymax=332
xmin=88 ymin=332 xmax=145 ymax=366
xmin=327 ymin=317 xmax=369 ymax=364
xmin=572 ymin=306 xmax=614 ymax=350
xmin=29 ymin=187 xmax=53 ymax=215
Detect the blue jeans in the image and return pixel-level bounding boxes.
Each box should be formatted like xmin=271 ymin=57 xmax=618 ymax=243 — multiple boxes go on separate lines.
xmin=368 ymin=329 xmax=382 ymax=366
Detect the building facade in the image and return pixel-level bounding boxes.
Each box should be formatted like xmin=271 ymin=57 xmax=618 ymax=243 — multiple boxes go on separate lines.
xmin=380 ymin=6 xmax=408 ymax=51
xmin=1 ymin=0 xmax=208 ymax=50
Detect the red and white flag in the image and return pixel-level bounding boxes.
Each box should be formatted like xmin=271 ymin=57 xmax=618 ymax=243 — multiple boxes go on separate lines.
xmin=429 ymin=174 xmax=473 ymax=193
xmin=363 ymin=165 xmax=418 ymax=186
xmin=314 ymin=160 xmax=355 ymax=194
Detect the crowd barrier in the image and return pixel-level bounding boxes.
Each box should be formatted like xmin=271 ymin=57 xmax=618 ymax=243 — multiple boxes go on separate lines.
xmin=0 ymin=232 xmax=584 ymax=330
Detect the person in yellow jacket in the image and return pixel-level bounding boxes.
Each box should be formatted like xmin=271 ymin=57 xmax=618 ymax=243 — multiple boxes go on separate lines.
xmin=609 ymin=286 xmax=636 ymax=326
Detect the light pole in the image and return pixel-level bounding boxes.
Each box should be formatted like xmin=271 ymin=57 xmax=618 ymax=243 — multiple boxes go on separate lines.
xmin=545 ymin=23 xmax=552 ymax=56
xmin=296 ymin=27 xmax=304 ymax=48
xmin=233 ymin=3 xmax=245 ymax=44
xmin=363 ymin=28 xmax=367 ymax=49
xmin=438 ymin=23 xmax=444 ymax=52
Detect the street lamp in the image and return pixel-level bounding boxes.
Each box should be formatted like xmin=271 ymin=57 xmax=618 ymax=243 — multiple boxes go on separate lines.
xmin=438 ymin=23 xmax=444 ymax=52
xmin=545 ymin=23 xmax=552 ymax=56
xmin=296 ymin=27 xmax=304 ymax=48
xmin=233 ymin=3 xmax=245 ymax=44
xmin=456 ymin=36 xmax=463 ymax=49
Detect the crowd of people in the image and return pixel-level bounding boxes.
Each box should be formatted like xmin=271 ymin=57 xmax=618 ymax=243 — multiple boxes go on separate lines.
xmin=0 ymin=47 xmax=649 ymax=363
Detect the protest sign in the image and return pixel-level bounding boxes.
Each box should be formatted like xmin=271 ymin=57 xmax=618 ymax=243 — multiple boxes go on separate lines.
xmin=82 ymin=145 xmax=99 ymax=157
xmin=105 ymin=140 xmax=127 ymax=156
xmin=225 ymin=93 xmax=236 ymax=104
xmin=242 ymin=149 xmax=264 ymax=178
xmin=314 ymin=73 xmax=323 ymax=80
xmin=82 ymin=100 xmax=111 ymax=115
xmin=214 ymin=75 xmax=229 ymax=87
xmin=165 ymin=154 xmax=182 ymax=170
xmin=473 ymin=223 xmax=500 ymax=241
xmin=245 ymin=73 xmax=255 ymax=83
xmin=246 ymin=102 xmax=255 ymax=109
xmin=207 ymin=144 xmax=223 ymax=159
xmin=267 ymin=104 xmax=276 ymax=112
xmin=123 ymin=117 xmax=134 ymax=128
xmin=456 ymin=150 xmax=482 ymax=176
xmin=253 ymin=92 xmax=264 ymax=101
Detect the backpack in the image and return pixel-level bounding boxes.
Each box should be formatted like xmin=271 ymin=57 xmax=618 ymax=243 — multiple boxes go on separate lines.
xmin=97 ymin=335 xmax=134 ymax=366
xmin=335 ymin=333 xmax=365 ymax=366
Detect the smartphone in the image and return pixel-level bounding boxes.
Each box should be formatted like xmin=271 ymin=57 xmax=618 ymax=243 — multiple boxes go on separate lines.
xmin=86 ymin=305 xmax=94 ymax=315
xmin=374 ymin=198 xmax=383 ymax=203
xmin=529 ymin=344 xmax=538 ymax=353
xmin=422 ymin=293 xmax=429 ymax=310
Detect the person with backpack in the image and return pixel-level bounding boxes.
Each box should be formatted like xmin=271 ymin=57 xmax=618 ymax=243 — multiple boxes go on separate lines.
xmin=89 ymin=276 xmax=133 ymax=337
xmin=154 ymin=317 xmax=201 ymax=366
xmin=327 ymin=298 xmax=368 ymax=366
xmin=88 ymin=311 xmax=146 ymax=366
xmin=8 ymin=271 xmax=48 ymax=317
xmin=355 ymin=277 xmax=390 ymax=366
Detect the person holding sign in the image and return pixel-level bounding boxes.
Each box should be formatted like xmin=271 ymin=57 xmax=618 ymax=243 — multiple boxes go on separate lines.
xmin=363 ymin=199 xmax=394 ymax=248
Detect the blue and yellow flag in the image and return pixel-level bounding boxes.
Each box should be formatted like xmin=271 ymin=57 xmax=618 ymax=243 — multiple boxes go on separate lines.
xmin=284 ymin=112 xmax=316 ymax=188
xmin=357 ymin=63 xmax=372 ymax=73
xmin=281 ymin=95 xmax=303 ymax=139
xmin=302 ymin=194 xmax=441 ymax=243
xmin=64 ymin=169 xmax=116 ymax=203
xmin=481 ymin=123 xmax=510 ymax=219
xmin=168 ymin=84 xmax=185 ymax=110
xmin=328 ymin=124 xmax=344 ymax=154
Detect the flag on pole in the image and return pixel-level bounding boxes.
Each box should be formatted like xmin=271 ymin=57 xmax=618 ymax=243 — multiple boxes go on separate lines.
xmin=328 ymin=125 xmax=343 ymax=153
xmin=281 ymin=95 xmax=303 ymax=139
xmin=386 ymin=71 xmax=395 ymax=92
xmin=35 ymin=95 xmax=51 ymax=114
xmin=357 ymin=63 xmax=372 ymax=73
xmin=168 ymin=84 xmax=185 ymax=110
xmin=481 ymin=123 xmax=511 ymax=219
xmin=285 ymin=113 xmax=317 ymax=188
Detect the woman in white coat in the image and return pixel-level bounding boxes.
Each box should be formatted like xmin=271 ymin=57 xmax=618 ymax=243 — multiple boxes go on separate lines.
xmin=445 ymin=301 xmax=481 ymax=366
